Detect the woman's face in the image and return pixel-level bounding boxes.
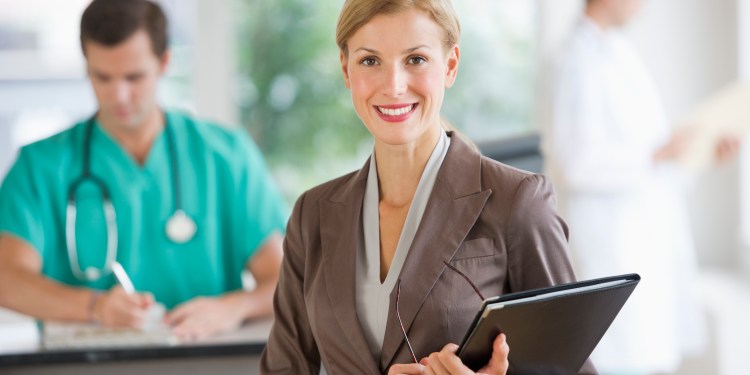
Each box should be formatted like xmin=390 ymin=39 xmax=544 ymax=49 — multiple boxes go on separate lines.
xmin=340 ymin=8 xmax=459 ymax=148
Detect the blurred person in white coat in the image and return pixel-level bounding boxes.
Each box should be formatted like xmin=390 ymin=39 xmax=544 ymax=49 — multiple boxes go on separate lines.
xmin=542 ymin=0 xmax=738 ymax=374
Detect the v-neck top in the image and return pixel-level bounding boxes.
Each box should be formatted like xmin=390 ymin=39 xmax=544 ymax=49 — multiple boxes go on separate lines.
xmin=92 ymin=118 xmax=167 ymax=172
xmin=355 ymin=131 xmax=451 ymax=360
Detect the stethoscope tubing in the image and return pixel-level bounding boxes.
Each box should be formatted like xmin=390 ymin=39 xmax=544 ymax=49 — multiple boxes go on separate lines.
xmin=65 ymin=113 xmax=185 ymax=282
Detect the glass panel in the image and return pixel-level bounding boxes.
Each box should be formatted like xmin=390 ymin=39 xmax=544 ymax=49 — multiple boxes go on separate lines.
xmin=446 ymin=1 xmax=537 ymax=141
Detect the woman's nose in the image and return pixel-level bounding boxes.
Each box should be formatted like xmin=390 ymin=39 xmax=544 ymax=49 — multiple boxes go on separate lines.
xmin=382 ymin=65 xmax=408 ymax=98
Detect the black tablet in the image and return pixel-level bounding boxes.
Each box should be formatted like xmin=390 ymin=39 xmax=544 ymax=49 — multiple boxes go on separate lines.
xmin=457 ymin=273 xmax=640 ymax=374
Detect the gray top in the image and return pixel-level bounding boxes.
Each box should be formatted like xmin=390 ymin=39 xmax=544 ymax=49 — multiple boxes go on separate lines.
xmin=355 ymin=131 xmax=451 ymax=360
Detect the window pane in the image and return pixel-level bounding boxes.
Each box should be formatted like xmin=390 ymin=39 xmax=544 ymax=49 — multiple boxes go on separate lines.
xmin=235 ymin=0 xmax=368 ymax=201
xmin=446 ymin=1 xmax=536 ymax=140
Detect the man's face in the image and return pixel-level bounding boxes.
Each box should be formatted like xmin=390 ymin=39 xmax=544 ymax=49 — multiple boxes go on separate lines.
xmin=607 ymin=0 xmax=644 ymax=27
xmin=84 ymin=29 xmax=169 ymax=131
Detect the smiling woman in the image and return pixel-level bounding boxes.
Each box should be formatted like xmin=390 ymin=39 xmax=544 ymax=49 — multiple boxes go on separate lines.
xmin=259 ymin=1 xmax=587 ymax=375
xmin=340 ymin=7 xmax=458 ymax=151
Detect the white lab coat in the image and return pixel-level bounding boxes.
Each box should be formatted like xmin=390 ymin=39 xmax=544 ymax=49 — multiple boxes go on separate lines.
xmin=542 ymin=18 xmax=705 ymax=374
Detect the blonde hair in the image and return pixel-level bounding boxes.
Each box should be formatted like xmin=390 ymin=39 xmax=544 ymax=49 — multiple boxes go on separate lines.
xmin=336 ymin=0 xmax=461 ymax=56
xmin=336 ymin=0 xmax=478 ymax=152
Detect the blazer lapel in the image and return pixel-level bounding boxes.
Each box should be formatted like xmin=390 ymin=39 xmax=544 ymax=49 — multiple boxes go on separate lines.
xmin=320 ymin=159 xmax=380 ymax=374
xmin=379 ymin=134 xmax=492 ymax=371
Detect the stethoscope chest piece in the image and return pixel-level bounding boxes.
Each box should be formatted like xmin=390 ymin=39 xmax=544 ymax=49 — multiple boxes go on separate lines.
xmin=166 ymin=209 xmax=196 ymax=244
xmin=85 ymin=267 xmax=102 ymax=281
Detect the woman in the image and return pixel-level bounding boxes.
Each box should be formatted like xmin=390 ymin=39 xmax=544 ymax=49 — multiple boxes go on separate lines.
xmin=261 ymin=1 xmax=589 ymax=374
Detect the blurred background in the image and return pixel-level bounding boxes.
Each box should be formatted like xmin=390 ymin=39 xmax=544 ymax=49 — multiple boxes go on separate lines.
xmin=0 ymin=0 xmax=748 ymax=374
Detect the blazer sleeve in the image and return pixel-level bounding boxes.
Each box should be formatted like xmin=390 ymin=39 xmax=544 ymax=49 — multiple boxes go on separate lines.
xmin=260 ymin=192 xmax=321 ymax=374
xmin=505 ymin=173 xmax=598 ymax=375
xmin=506 ymin=173 xmax=576 ymax=290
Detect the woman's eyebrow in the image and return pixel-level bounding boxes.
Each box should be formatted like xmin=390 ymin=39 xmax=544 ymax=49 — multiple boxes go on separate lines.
xmin=353 ymin=45 xmax=429 ymax=55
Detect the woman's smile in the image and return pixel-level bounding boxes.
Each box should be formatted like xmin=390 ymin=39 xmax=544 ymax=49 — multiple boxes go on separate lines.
xmin=374 ymin=103 xmax=419 ymax=123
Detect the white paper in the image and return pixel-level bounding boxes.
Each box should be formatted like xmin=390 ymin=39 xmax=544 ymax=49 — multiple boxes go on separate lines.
xmin=681 ymin=81 xmax=750 ymax=171
xmin=0 ymin=308 xmax=39 ymax=353
xmin=42 ymin=303 xmax=177 ymax=349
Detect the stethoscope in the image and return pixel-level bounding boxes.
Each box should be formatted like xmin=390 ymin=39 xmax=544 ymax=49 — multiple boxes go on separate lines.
xmin=65 ymin=115 xmax=197 ymax=282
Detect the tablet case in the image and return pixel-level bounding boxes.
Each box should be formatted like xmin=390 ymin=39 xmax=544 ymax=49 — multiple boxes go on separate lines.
xmin=457 ymin=273 xmax=640 ymax=374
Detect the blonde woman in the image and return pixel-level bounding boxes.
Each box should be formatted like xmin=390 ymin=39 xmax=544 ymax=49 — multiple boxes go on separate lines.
xmin=261 ymin=1 xmax=592 ymax=374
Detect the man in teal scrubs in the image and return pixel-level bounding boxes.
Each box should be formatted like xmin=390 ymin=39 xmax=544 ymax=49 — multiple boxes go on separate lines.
xmin=0 ymin=0 xmax=287 ymax=340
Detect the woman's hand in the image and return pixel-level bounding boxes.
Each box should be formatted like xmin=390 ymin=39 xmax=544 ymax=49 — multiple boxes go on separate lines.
xmin=422 ymin=333 xmax=509 ymax=375
xmin=476 ymin=333 xmax=510 ymax=375
xmin=388 ymin=363 xmax=426 ymax=375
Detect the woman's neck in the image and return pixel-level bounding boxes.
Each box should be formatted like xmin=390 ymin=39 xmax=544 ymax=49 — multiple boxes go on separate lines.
xmin=374 ymin=127 xmax=441 ymax=208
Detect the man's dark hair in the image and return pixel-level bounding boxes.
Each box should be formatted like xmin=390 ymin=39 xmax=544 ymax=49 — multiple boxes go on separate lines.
xmin=80 ymin=0 xmax=168 ymax=57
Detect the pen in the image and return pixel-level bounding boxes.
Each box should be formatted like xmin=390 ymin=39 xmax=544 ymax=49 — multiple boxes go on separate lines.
xmin=111 ymin=261 xmax=136 ymax=294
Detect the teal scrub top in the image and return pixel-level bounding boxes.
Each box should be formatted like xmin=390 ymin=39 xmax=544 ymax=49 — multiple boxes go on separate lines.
xmin=0 ymin=110 xmax=288 ymax=308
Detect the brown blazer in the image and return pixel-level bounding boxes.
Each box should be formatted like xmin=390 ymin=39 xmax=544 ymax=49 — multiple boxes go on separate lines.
xmin=261 ymin=133 xmax=596 ymax=375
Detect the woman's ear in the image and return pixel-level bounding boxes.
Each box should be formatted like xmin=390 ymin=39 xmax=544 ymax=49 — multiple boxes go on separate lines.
xmin=445 ymin=44 xmax=460 ymax=88
xmin=340 ymin=51 xmax=351 ymax=89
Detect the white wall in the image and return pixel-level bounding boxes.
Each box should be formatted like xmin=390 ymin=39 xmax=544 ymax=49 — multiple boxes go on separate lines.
xmin=628 ymin=0 xmax=738 ymax=121
xmin=537 ymin=0 xmax=582 ymax=61
xmin=738 ymin=0 xmax=750 ymax=275
xmin=628 ymin=0 xmax=741 ymax=268
xmin=192 ymin=0 xmax=238 ymax=127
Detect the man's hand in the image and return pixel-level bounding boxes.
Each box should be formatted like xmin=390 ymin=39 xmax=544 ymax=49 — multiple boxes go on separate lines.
xmin=714 ymin=135 xmax=741 ymax=164
xmin=421 ymin=333 xmax=509 ymax=375
xmin=164 ymin=293 xmax=247 ymax=340
xmin=163 ymin=233 xmax=284 ymax=340
xmin=653 ymin=126 xmax=695 ymax=162
xmin=94 ymin=286 xmax=154 ymax=327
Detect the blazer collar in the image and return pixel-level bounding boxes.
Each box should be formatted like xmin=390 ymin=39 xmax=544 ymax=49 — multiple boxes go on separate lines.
xmin=378 ymin=133 xmax=491 ymax=370
xmin=320 ymin=132 xmax=491 ymax=373
xmin=320 ymin=158 xmax=379 ymax=373
xmin=324 ymin=132 xmax=481 ymax=203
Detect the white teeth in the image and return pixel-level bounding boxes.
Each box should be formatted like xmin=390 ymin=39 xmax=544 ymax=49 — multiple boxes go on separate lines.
xmin=378 ymin=104 xmax=414 ymax=116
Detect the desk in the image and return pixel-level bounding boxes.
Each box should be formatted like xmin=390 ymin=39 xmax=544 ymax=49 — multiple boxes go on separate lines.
xmin=0 ymin=308 xmax=271 ymax=375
